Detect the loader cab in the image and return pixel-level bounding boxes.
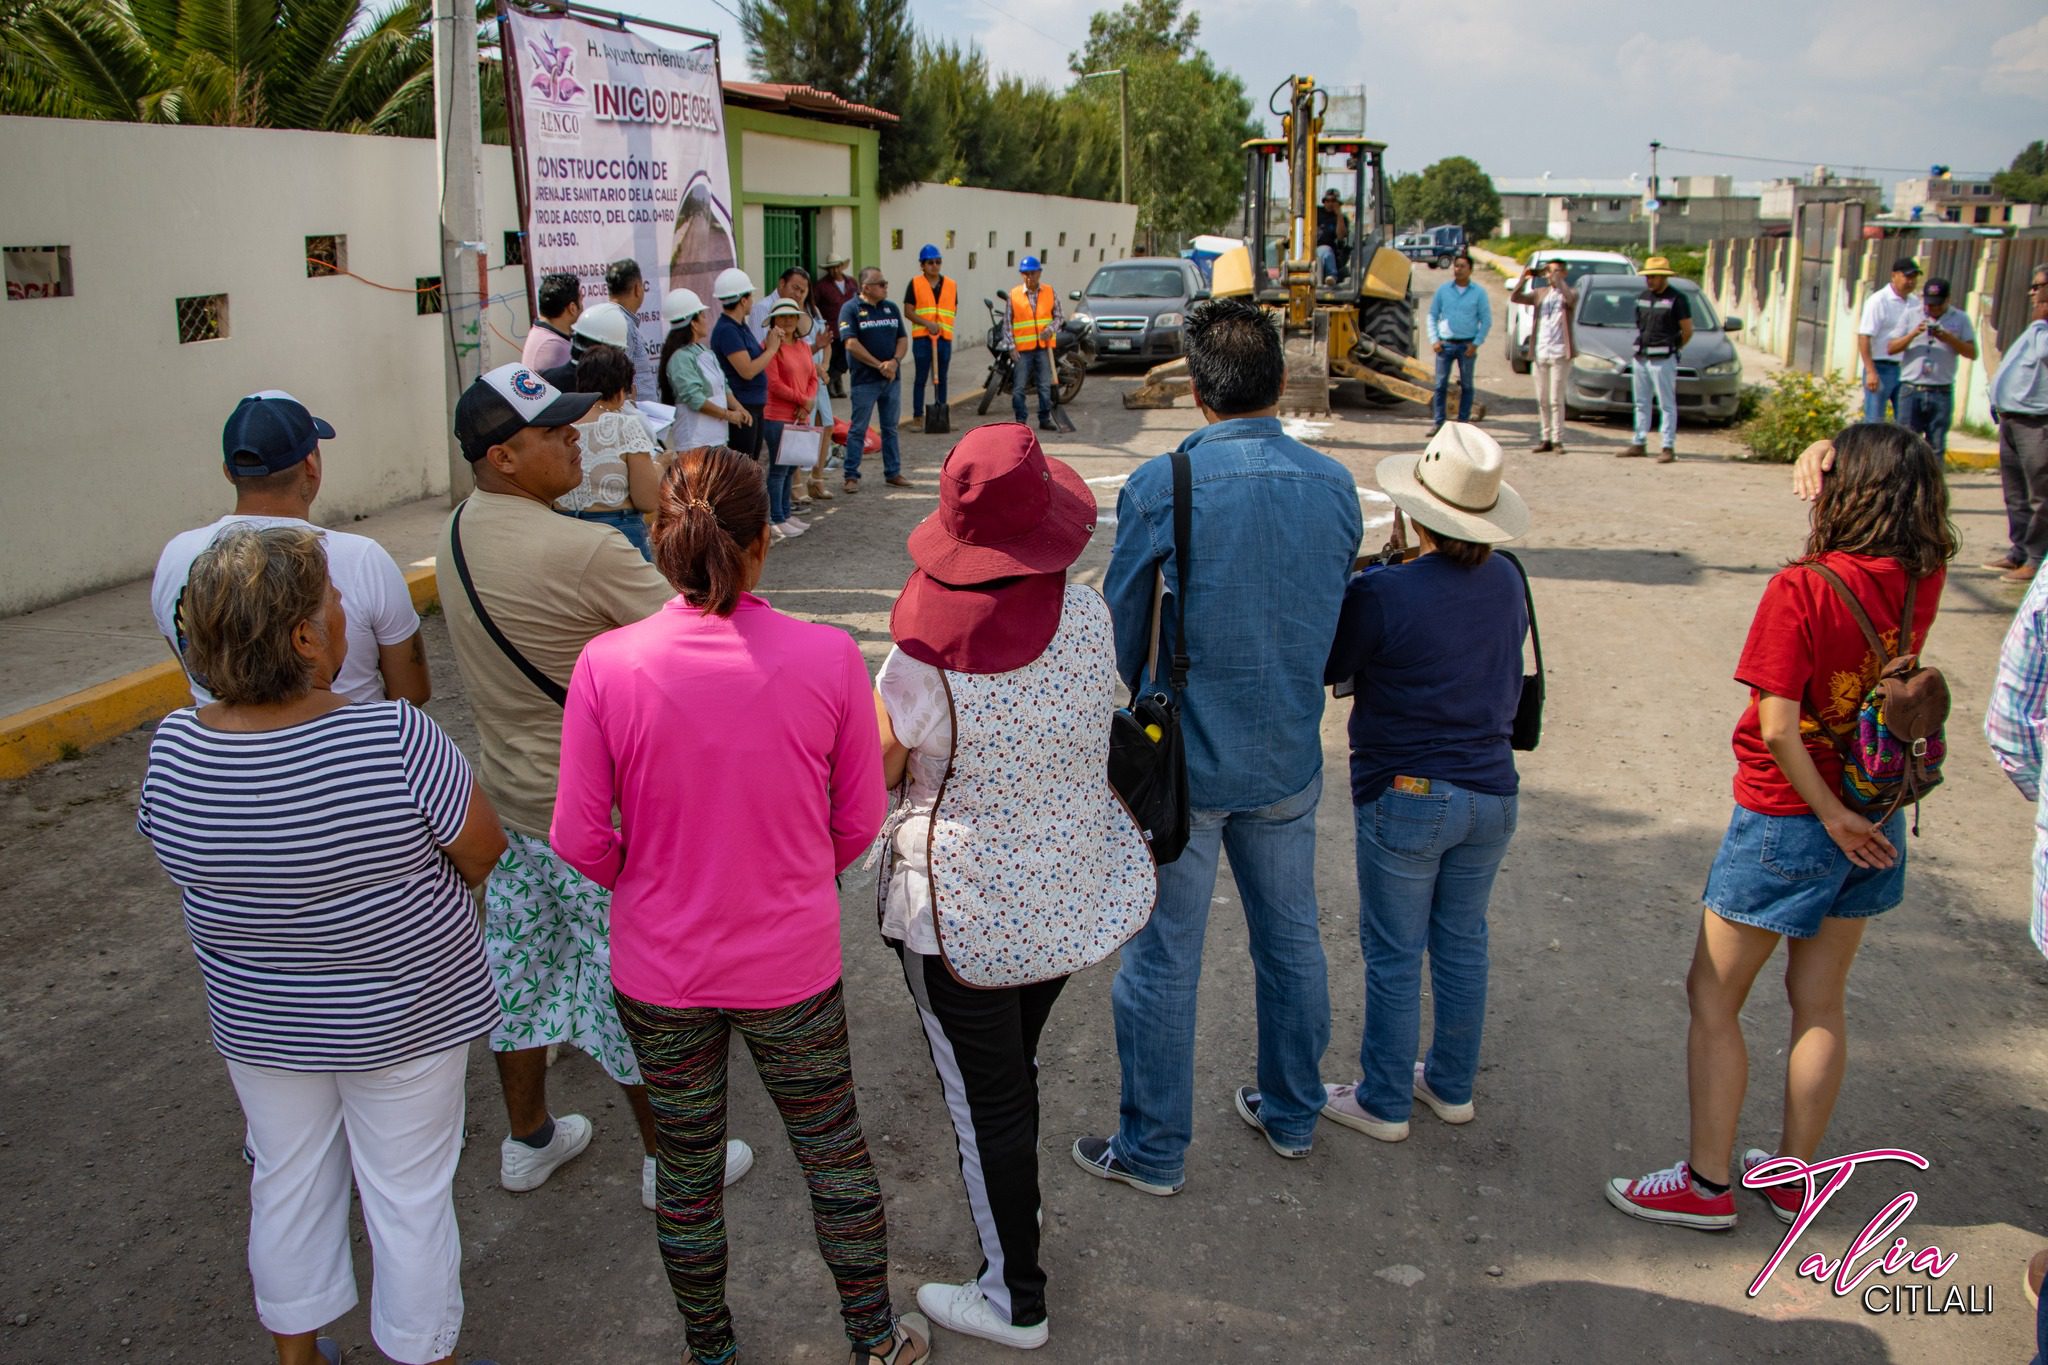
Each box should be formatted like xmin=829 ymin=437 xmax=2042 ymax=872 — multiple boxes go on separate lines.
xmin=1239 ymin=135 xmax=1392 ymax=306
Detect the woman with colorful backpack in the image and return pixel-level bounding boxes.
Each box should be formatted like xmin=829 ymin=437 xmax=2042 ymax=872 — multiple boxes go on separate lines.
xmin=1606 ymin=421 xmax=1955 ymax=1232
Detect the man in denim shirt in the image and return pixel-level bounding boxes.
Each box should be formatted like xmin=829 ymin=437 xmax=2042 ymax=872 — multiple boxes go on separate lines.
xmin=1074 ymin=298 xmax=1363 ymax=1196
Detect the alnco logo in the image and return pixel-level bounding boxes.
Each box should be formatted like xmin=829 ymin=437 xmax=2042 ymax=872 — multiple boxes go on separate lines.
xmin=1745 ymin=1149 xmax=1993 ymax=1318
xmin=526 ymin=32 xmax=584 ymax=141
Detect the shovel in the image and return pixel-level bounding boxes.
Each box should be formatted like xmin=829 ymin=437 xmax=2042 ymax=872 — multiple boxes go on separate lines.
xmin=1046 ymin=322 xmax=1076 ymax=434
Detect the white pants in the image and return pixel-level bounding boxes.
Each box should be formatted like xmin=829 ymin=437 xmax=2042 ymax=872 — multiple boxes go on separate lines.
xmin=1631 ymin=355 xmax=1679 ymax=448
xmin=228 ymin=1043 xmax=469 ymax=1364
xmin=1532 ymin=356 xmax=1568 ymax=443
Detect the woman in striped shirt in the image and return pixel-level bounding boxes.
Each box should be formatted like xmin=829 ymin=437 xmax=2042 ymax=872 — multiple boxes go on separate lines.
xmin=137 ymin=525 xmax=507 ymax=1365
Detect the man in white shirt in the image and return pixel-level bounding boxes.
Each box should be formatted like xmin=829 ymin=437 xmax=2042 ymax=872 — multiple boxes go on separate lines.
xmin=1888 ymin=276 xmax=1978 ymax=458
xmin=1857 ymin=257 xmax=1921 ymax=423
xmin=1510 ymin=258 xmax=1577 ymax=452
xmin=152 ymin=392 xmax=428 ymax=707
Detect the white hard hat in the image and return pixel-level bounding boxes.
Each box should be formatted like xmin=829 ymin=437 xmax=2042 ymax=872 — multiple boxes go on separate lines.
xmin=712 ymin=267 xmax=756 ymax=302
xmin=663 ymin=287 xmax=706 ymax=325
xmin=571 ymin=300 xmax=631 ymax=348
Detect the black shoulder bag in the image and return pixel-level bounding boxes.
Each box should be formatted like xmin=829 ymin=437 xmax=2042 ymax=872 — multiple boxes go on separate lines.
xmin=1108 ymin=450 xmax=1192 ymax=864
xmin=450 ymin=501 xmax=568 ymax=708
xmin=1497 ymin=549 xmax=1544 ymax=751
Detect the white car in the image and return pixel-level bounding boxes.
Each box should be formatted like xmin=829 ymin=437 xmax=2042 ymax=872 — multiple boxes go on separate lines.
xmin=1503 ymin=248 xmax=1635 ymax=373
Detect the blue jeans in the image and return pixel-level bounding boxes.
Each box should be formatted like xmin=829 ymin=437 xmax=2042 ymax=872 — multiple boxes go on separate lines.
xmin=845 ymin=378 xmax=900 ymax=481
xmin=1110 ymin=773 xmax=1331 ymax=1184
xmin=912 ymin=335 xmax=951 ymax=416
xmin=1013 ymin=348 xmax=1054 ymax=422
xmin=572 ymin=506 xmax=651 ymax=561
xmin=1315 ymin=244 xmax=1339 ymax=283
xmin=1353 ymin=783 xmax=1516 ymax=1121
xmin=761 ymin=421 xmax=794 ymax=523
xmin=1898 ymin=383 xmax=1954 ymax=456
xmin=1863 ymin=359 xmax=1901 ymax=423
xmin=1631 ymin=355 xmax=1679 ymax=447
xmin=1431 ymin=341 xmax=1477 ymax=424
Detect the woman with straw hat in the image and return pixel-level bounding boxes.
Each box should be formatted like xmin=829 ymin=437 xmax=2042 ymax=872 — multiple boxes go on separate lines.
xmin=1321 ymin=422 xmax=1532 ymax=1143
xmin=874 ymin=423 xmax=1155 ymax=1351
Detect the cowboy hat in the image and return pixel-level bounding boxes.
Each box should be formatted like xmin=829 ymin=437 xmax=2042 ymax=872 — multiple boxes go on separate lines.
xmin=1640 ymin=256 xmax=1678 ymax=277
xmin=1375 ymin=422 xmax=1529 ymax=545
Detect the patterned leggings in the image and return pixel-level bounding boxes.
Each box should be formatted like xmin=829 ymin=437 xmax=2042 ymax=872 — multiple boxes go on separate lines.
xmin=615 ymin=981 xmax=895 ymax=1365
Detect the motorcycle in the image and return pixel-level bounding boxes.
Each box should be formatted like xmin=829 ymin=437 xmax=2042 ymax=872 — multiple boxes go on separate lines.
xmin=976 ymin=298 xmax=1095 ymax=416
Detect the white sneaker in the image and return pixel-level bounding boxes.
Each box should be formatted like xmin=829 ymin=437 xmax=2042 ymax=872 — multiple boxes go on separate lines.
xmin=641 ymin=1140 xmax=757 ymax=1209
xmin=775 ymin=520 xmax=807 ymax=537
xmin=499 ymin=1113 xmax=594 ymax=1192
xmin=915 ymin=1279 xmax=1049 ymax=1350
xmin=1320 ymin=1083 xmax=1409 ymax=1142
xmin=784 ymin=515 xmax=809 ymax=531
xmin=770 ymin=523 xmax=788 ymax=542
xmin=1413 ymin=1062 xmax=1475 ymax=1124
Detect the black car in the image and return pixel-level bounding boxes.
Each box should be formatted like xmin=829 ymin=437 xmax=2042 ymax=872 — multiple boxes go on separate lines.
xmin=1069 ymin=258 xmax=1208 ymax=364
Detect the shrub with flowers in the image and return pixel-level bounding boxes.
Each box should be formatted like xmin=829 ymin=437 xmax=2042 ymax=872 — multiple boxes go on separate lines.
xmin=1741 ymin=370 xmax=1851 ymax=463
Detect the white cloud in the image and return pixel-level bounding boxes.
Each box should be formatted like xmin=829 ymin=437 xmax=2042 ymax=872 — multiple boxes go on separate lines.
xmin=1987 ymin=16 xmax=2048 ymax=97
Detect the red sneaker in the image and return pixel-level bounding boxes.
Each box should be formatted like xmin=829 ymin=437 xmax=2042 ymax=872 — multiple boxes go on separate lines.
xmin=1741 ymin=1148 xmax=1805 ymax=1225
xmin=1604 ymin=1160 xmax=1737 ymax=1230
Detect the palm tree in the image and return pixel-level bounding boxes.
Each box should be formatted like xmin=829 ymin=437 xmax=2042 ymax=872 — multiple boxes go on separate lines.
xmin=0 ymin=0 xmax=504 ymax=138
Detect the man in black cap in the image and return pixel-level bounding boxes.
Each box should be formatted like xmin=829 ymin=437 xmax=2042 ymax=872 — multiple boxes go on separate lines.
xmin=442 ymin=363 xmax=756 ymax=1208
xmin=151 ymin=391 xmax=430 ymax=708
xmin=1888 ymin=275 xmax=1977 ymax=458
xmin=1857 ymin=257 xmax=1921 ymax=423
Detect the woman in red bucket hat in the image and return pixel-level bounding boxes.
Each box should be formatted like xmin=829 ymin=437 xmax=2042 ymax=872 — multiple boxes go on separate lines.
xmin=872 ymin=422 xmax=1156 ymax=1351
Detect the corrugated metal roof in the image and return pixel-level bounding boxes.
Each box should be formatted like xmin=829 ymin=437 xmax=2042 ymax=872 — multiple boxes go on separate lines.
xmin=722 ymin=81 xmax=898 ymax=127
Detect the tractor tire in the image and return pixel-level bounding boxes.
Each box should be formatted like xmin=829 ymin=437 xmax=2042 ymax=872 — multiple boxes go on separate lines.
xmin=1355 ymin=295 xmax=1417 ymax=408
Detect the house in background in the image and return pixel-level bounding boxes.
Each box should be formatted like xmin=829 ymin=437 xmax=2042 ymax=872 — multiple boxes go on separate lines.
xmin=1893 ymin=174 xmax=2017 ymax=228
xmin=1759 ymin=171 xmax=1884 ymax=227
xmin=1493 ymin=175 xmax=1761 ymax=246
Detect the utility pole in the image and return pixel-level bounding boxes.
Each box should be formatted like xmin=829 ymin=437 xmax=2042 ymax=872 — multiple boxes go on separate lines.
xmin=1082 ymin=68 xmax=1130 ymax=206
xmin=434 ymin=0 xmax=487 ymax=505
xmin=1647 ymin=139 xmax=1662 ymax=255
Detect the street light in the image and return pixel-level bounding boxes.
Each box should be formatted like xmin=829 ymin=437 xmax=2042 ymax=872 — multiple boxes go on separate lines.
xmin=1081 ymin=68 xmax=1130 ymax=206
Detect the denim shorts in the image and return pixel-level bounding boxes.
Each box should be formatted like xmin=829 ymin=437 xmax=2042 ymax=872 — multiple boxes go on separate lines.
xmin=1701 ymin=805 xmax=1907 ymax=939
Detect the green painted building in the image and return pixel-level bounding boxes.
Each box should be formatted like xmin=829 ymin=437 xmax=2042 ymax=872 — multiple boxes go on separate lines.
xmin=721 ymin=82 xmax=890 ymax=283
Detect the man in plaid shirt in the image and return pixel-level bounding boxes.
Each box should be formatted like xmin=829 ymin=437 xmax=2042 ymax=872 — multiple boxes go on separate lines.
xmin=1988 ymin=571 xmax=2048 ymax=954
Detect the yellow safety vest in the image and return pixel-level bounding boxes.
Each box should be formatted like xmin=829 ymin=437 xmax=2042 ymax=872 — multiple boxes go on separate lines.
xmin=911 ymin=275 xmax=957 ymax=341
xmin=1009 ymin=284 xmax=1057 ymax=353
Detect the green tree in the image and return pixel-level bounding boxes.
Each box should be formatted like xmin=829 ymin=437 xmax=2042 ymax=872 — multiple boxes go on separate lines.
xmin=1410 ymin=156 xmax=1501 ymax=239
xmin=0 ymin=0 xmax=505 ymax=138
xmin=1386 ymin=171 xmax=1422 ymax=232
xmin=740 ymin=0 xmax=922 ymax=196
xmin=1067 ymin=0 xmax=1254 ymax=249
xmin=1993 ymin=141 xmax=2048 ymax=207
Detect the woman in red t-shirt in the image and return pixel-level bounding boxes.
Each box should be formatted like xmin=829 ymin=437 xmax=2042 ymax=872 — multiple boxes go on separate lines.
xmin=1607 ymin=423 xmax=1956 ymax=1233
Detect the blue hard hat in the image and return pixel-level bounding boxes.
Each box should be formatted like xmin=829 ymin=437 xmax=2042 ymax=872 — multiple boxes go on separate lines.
xmin=918 ymin=243 xmax=942 ymax=262
xmin=1019 ymin=255 xmax=1042 ymax=272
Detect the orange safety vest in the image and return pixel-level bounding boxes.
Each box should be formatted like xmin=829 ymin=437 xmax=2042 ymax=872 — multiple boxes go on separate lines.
xmin=1009 ymin=284 xmax=1057 ymax=352
xmin=911 ymin=274 xmax=957 ymax=341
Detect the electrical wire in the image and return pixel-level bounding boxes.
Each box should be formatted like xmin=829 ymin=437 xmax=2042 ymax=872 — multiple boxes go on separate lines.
xmin=964 ymin=0 xmax=1073 ymax=52
xmin=1654 ymin=143 xmax=1992 ymax=179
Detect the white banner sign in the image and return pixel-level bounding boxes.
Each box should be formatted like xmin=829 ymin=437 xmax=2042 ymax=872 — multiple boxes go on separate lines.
xmin=506 ymin=11 xmax=736 ymax=397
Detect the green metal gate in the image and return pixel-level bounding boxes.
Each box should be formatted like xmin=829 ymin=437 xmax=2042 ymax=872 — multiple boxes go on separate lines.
xmin=761 ymin=207 xmax=815 ymax=286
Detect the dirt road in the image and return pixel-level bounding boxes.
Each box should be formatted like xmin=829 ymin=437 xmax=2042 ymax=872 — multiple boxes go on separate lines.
xmin=3 ymin=265 xmax=2041 ymax=1364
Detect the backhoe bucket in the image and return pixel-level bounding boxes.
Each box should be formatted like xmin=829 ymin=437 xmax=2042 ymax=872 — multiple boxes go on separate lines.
xmin=1123 ymin=357 xmax=1192 ymax=409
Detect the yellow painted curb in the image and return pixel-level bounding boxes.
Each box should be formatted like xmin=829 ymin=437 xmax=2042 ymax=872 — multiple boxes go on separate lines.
xmin=0 ymin=565 xmax=441 ymax=781
xmin=1946 ymin=447 xmax=1997 ymax=472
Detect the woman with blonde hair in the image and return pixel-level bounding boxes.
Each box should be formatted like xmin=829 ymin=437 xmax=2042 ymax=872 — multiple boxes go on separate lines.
xmin=137 ymin=524 xmax=506 ymax=1365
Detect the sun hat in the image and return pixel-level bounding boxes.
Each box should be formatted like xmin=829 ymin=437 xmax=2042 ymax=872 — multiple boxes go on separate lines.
xmin=892 ymin=423 xmax=1098 ymax=673
xmin=455 ymin=363 xmax=600 ymax=463
xmin=823 ymin=252 xmax=850 ymax=268
xmin=1019 ymin=255 xmax=1043 ymax=273
xmin=1640 ymin=256 xmax=1677 ymax=278
xmin=663 ymin=287 xmax=706 ymax=325
xmin=222 ymin=391 xmax=334 ymax=475
xmin=1374 ymin=422 xmax=1529 ymax=545
xmin=571 ymin=300 xmax=631 ymax=348
xmin=767 ymin=295 xmax=814 ymax=338
xmin=712 ymin=266 xmax=756 ymax=301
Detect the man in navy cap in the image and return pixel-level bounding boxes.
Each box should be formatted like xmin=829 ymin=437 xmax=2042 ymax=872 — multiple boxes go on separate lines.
xmin=151 ymin=391 xmax=430 ymax=707
xmin=1889 ymin=274 xmax=1977 ymax=458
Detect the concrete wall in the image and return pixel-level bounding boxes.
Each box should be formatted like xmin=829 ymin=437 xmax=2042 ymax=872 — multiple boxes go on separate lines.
xmin=879 ymin=183 xmax=1140 ymax=354
xmin=0 ymin=116 xmax=529 ymax=615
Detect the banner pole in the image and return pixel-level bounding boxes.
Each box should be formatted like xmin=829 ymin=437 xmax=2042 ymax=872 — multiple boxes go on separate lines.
xmin=435 ymin=0 xmax=488 ymax=506
xmin=498 ymin=2 xmax=538 ymax=333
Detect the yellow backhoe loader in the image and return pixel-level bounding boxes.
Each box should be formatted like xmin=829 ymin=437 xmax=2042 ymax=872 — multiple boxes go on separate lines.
xmin=1125 ymin=76 xmax=1477 ymax=417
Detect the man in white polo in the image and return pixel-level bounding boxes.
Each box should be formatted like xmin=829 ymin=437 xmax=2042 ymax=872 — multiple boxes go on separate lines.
xmin=153 ymin=391 xmax=429 ymax=708
xmin=1857 ymin=257 xmax=1920 ymax=423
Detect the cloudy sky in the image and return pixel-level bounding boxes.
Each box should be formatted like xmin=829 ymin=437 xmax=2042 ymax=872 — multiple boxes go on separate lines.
xmin=627 ymin=0 xmax=2044 ymax=194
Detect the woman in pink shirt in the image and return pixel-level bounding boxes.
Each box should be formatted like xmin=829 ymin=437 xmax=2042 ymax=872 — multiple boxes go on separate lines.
xmin=762 ymin=297 xmax=820 ymax=539
xmin=551 ymin=447 xmax=925 ymax=1365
